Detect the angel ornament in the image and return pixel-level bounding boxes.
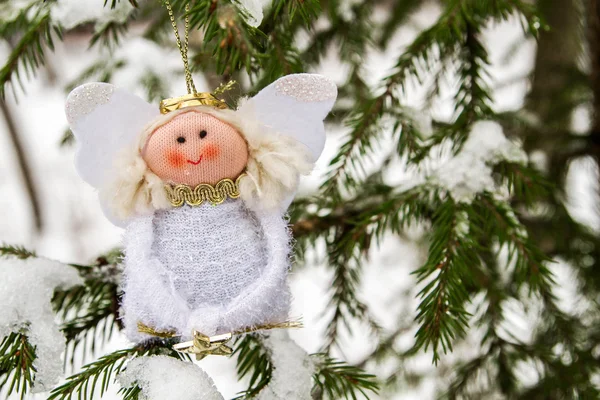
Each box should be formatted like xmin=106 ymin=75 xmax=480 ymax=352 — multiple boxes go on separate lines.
xmin=66 ymin=74 xmax=337 ymax=348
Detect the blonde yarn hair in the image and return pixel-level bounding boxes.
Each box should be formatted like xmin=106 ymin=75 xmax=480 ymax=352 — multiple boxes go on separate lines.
xmin=101 ymin=101 xmax=314 ymax=219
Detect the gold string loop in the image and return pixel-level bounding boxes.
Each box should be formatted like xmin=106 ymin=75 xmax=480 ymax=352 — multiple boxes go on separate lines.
xmin=164 ymin=0 xmax=197 ymax=94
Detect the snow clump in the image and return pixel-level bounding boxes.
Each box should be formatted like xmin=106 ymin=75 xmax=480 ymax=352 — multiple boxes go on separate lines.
xmin=257 ymin=331 xmax=315 ymax=400
xmin=432 ymin=120 xmax=527 ymax=203
xmin=119 ymin=355 xmax=224 ymax=400
xmin=0 ymin=256 xmax=83 ymax=392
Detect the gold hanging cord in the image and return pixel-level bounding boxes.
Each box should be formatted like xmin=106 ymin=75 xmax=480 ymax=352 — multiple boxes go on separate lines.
xmin=160 ymin=0 xmax=234 ymax=113
xmin=164 ymin=0 xmax=197 ymax=94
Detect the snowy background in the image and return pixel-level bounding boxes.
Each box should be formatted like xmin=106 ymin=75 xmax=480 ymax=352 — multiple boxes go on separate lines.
xmin=0 ymin=1 xmax=597 ymax=399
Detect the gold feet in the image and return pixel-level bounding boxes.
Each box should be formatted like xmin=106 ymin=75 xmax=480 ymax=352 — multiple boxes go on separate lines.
xmin=173 ymin=331 xmax=233 ymax=360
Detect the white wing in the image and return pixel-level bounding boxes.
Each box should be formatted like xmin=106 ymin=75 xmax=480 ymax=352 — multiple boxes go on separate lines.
xmin=66 ymin=82 xmax=159 ymax=226
xmin=238 ymin=74 xmax=337 ymax=211
xmin=239 ymin=73 xmax=337 ymax=162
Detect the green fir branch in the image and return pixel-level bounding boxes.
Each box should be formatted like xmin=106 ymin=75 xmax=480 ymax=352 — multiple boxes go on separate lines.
xmin=321 ymin=256 xmax=369 ymax=351
xmin=119 ymin=384 xmax=142 ymax=400
xmin=234 ymin=335 xmax=379 ymax=400
xmin=0 ymin=333 xmax=36 ymax=400
xmin=451 ymin=18 xmax=494 ymax=138
xmin=51 ymin=339 xmax=184 ymax=400
xmin=233 ymin=334 xmax=272 ymax=398
xmin=312 ymin=354 xmax=379 ymax=400
xmin=1 ymin=245 xmax=123 ymax=369
xmin=320 ymin=94 xmax=390 ymax=199
xmin=412 ymin=200 xmax=478 ymax=363
xmin=319 ymin=2 xmax=463 ymax=197
xmin=494 ymin=161 xmax=550 ymax=205
xmin=140 ymin=71 xmax=171 ymax=102
xmin=311 ymin=353 xmax=379 ymax=400
xmin=0 ymin=10 xmax=61 ymax=98
xmin=176 ymin=0 xmax=264 ymax=76
xmin=90 ymin=21 xmax=129 ymax=49
xmin=292 ymin=187 xmax=433 ymax=351
xmin=0 ymin=244 xmax=36 ymax=259
xmin=477 ymin=195 xmax=554 ymax=294
xmin=378 ymin=0 xmax=421 ymax=48
xmin=270 ymin=0 xmax=320 ymax=26
xmin=105 ymin=0 xmax=139 ymax=8
xmin=48 ymin=348 xmax=136 ymax=400
xmin=55 ymin=280 xmax=120 ymax=365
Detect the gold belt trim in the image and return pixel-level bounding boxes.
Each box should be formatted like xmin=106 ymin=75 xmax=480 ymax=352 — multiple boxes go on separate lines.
xmin=137 ymin=319 xmax=303 ymax=360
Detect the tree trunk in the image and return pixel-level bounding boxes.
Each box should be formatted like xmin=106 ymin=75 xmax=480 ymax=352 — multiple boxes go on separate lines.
xmin=528 ymin=0 xmax=582 ymax=127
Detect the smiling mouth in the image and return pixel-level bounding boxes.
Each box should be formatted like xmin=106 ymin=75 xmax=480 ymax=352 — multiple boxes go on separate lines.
xmin=187 ymin=155 xmax=203 ymax=165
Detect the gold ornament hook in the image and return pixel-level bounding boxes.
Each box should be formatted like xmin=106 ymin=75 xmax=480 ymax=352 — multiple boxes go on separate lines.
xmin=173 ymin=331 xmax=234 ymax=360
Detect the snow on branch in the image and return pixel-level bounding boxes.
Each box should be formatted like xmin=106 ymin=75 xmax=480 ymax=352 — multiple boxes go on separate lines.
xmin=0 ymin=256 xmax=83 ymax=392
xmin=51 ymin=0 xmax=133 ymax=30
xmin=234 ymin=0 xmax=264 ymax=27
xmin=430 ymin=120 xmax=528 ymax=203
xmin=118 ymin=355 xmax=223 ymax=400
xmin=257 ymin=331 xmax=314 ymax=400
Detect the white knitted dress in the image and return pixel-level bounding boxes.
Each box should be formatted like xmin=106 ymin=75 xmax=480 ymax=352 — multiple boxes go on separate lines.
xmin=121 ymin=199 xmax=292 ymax=342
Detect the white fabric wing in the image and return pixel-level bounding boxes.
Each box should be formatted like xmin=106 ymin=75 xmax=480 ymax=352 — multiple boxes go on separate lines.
xmin=65 ymin=82 xmax=159 ymax=226
xmin=66 ymin=82 xmax=159 ymax=188
xmin=239 ymin=73 xmax=337 ymax=162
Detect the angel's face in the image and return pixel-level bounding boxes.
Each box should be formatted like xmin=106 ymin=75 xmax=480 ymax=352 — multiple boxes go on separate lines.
xmin=143 ymin=111 xmax=248 ymax=186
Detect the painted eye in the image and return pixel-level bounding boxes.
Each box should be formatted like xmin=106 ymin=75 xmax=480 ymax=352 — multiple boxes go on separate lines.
xmin=199 ymin=130 xmax=207 ymax=139
xmin=177 ymin=136 xmax=186 ymax=143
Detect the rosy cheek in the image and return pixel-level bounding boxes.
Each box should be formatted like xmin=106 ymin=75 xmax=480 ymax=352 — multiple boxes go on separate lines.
xmin=166 ymin=150 xmax=186 ymax=168
xmin=203 ymin=144 xmax=220 ymax=160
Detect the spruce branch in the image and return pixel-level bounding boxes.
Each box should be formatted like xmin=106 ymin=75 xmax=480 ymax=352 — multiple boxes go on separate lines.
xmin=105 ymin=0 xmax=139 ymax=8
xmin=55 ymin=280 xmax=120 ymax=364
xmin=321 ymin=255 xmax=370 ymax=351
xmin=234 ymin=335 xmax=379 ymax=400
xmin=176 ymin=0 xmax=264 ymax=75
xmin=90 ymin=21 xmax=129 ymax=49
xmin=413 ymin=200 xmax=477 ymax=363
xmin=48 ymin=343 xmax=184 ymax=400
xmin=315 ymin=0 xmax=548 ymax=367
xmin=54 ymin=252 xmax=123 ymax=365
xmin=312 ymin=354 xmax=379 ymax=400
xmin=320 ymin=2 xmax=464 ymax=197
xmin=119 ymin=384 xmax=142 ymax=400
xmin=494 ymin=161 xmax=550 ymax=205
xmin=451 ymin=18 xmax=494 ymax=139
xmin=292 ymin=187 xmax=433 ymax=351
xmin=0 ymin=244 xmax=36 ymax=259
xmin=233 ymin=334 xmax=272 ymax=398
xmin=0 ymin=333 xmax=36 ymax=400
xmin=251 ymin=23 xmax=303 ymax=88
xmin=378 ymin=0 xmax=422 ymax=48
xmin=321 ymin=94 xmax=390 ymax=199
xmin=0 ymin=9 xmax=61 ymax=98
xmin=270 ymin=0 xmax=320 ymax=26
xmin=1 ymin=245 xmax=123 ymax=368
xmin=477 ymin=195 xmax=554 ymax=294
xmin=48 ymin=347 xmax=136 ymax=400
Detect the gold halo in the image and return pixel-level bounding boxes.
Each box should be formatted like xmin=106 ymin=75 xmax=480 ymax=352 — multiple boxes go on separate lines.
xmin=159 ymin=93 xmax=228 ymax=114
